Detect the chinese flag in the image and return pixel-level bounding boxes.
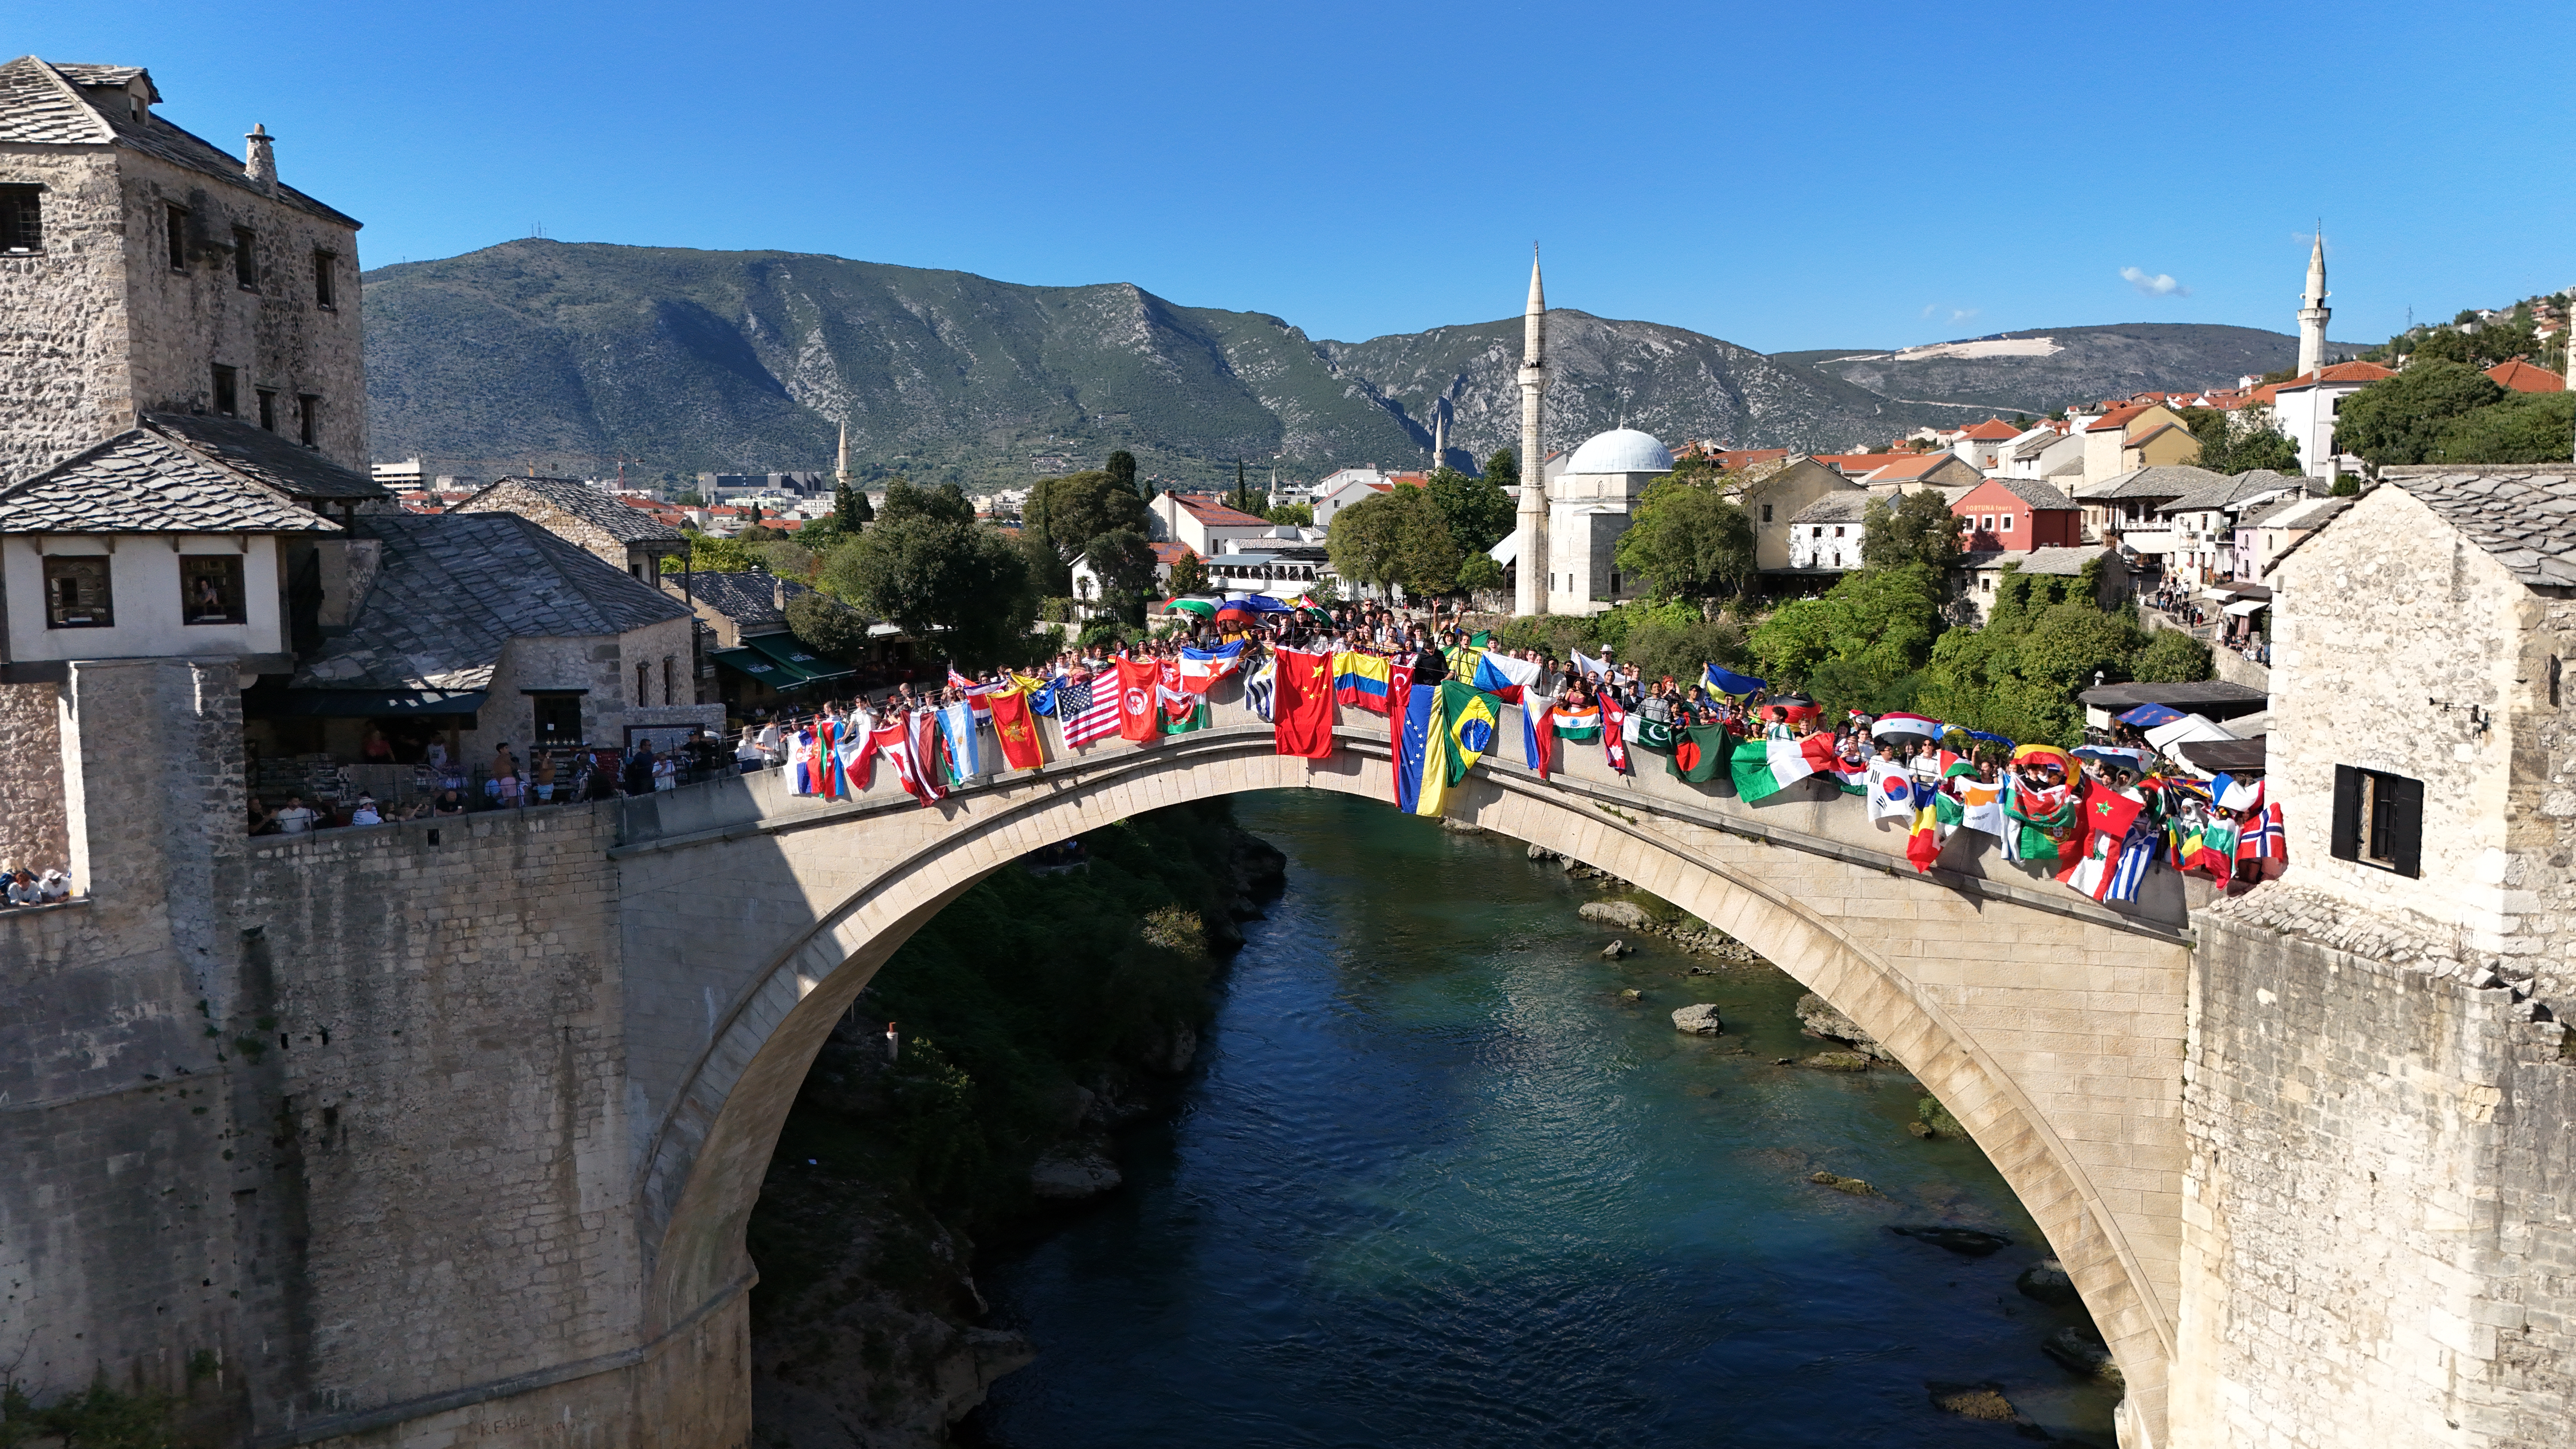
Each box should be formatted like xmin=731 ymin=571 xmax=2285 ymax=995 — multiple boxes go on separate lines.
xmin=1116 ymin=658 xmax=1161 ymax=743
xmin=988 ymin=687 xmax=1046 ymax=772
xmin=1274 ymin=648 xmax=1334 ymax=759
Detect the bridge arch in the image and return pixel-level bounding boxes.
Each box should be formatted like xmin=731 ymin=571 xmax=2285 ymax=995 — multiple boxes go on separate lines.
xmin=615 ymin=725 xmax=2185 ymax=1447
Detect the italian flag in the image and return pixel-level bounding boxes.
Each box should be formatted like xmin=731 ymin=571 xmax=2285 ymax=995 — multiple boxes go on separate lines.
xmin=1729 ymin=734 xmax=1841 ymax=803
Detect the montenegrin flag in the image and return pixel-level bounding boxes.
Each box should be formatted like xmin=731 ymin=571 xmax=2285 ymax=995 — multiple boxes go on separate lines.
xmin=1395 ymin=683 xmax=1450 ymax=816
xmin=1179 ymin=641 xmax=1245 ymax=694
xmin=1550 ymin=700 xmax=1603 ymax=742
xmin=1729 ymin=733 xmax=1840 ymax=803
xmin=1331 ymin=650 xmax=1394 ymax=713
xmin=987 ymin=685 xmax=1046 ymax=771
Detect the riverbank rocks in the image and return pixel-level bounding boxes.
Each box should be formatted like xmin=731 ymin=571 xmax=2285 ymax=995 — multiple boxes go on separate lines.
xmin=1795 ymin=993 xmax=1896 ymax=1062
xmin=1601 ymin=939 xmax=1629 ymax=959
xmin=1889 ymin=1224 xmax=2013 ymax=1257
xmin=2042 ymin=1324 xmax=2122 ymax=1386
xmin=1439 ymin=816 xmax=1487 ymax=835
xmin=1671 ymin=1003 xmax=1724 ymax=1035
xmin=1029 ymin=1145 xmax=1124 ymax=1200
xmin=2016 ymin=1258 xmax=2077 ymax=1306
xmin=1925 ymin=1381 xmax=2038 ymax=1430
xmin=1579 ymin=899 xmax=1653 ymax=931
xmin=1618 ymin=987 xmax=1644 ymax=1002
xmin=1808 ymin=1171 xmax=1881 ymax=1197
xmin=1802 ymin=1051 xmax=1875 ymax=1072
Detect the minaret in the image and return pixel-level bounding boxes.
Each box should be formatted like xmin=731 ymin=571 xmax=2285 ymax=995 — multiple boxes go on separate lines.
xmin=1514 ymin=250 xmax=1549 ymax=617
xmin=835 ymin=420 xmax=852 ymax=486
xmin=1432 ymin=403 xmax=1448 ymax=469
xmin=2296 ymin=230 xmax=2329 ymax=377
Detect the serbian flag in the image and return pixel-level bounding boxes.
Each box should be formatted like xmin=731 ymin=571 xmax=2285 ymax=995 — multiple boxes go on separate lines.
xmin=1179 ymin=641 xmax=1245 ymax=694
xmin=1386 ymin=659 xmax=1414 ymax=803
xmin=1600 ymin=693 xmax=1630 ymax=773
xmin=987 ymin=686 xmax=1046 ymax=771
xmin=1332 ymin=651 xmax=1393 ymax=713
xmin=1471 ymin=649 xmax=1543 ymax=705
xmin=1522 ymin=688 xmax=1555 ymax=778
xmin=1273 ymin=648 xmax=1334 ymax=759
xmin=1732 ymin=733 xmax=1840 ymax=803
xmin=1115 ymin=658 xmax=1161 ymax=742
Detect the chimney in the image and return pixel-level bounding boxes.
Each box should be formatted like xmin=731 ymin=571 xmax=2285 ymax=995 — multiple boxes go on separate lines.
xmin=243 ymin=124 xmax=276 ymax=192
xmin=774 ymin=579 xmax=789 ymax=612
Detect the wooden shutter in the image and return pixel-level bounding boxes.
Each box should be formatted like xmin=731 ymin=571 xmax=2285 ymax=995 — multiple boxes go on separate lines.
xmin=2330 ymin=764 xmax=2362 ymax=862
xmin=2388 ymin=775 xmax=2425 ymax=879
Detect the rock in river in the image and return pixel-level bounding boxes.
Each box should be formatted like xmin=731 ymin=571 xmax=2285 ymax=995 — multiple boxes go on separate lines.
xmin=1030 ymin=1146 xmax=1123 ymax=1200
xmin=1579 ymin=899 xmax=1653 ymax=931
xmin=2043 ymin=1324 xmax=2122 ymax=1386
xmin=1801 ymin=1051 xmax=1875 ymax=1072
xmin=2016 ymin=1257 xmax=2078 ymax=1306
xmin=1889 ymin=1224 xmax=2013 ymax=1257
xmin=1808 ymin=1171 xmax=1880 ymax=1197
xmin=1924 ymin=1380 xmax=2035 ymax=1427
xmin=1795 ymin=992 xmax=1897 ymax=1061
xmin=1671 ymin=1003 xmax=1724 ymax=1035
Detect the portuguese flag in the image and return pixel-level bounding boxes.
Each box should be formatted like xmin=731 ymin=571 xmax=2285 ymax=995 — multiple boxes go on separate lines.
xmin=1729 ymin=734 xmax=1840 ymax=803
xmin=1667 ymin=722 xmax=1732 ymax=783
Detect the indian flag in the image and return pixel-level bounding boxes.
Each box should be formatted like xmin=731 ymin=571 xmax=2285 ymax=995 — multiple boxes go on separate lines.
xmin=1550 ymin=701 xmax=1602 ymax=742
xmin=1730 ymin=734 xmax=1840 ymax=803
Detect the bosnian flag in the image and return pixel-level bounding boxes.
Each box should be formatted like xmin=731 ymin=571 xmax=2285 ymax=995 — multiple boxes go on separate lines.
xmin=1471 ymin=650 xmax=1543 ymax=704
xmin=1179 ymin=641 xmax=1246 ymax=694
xmin=1733 ymin=733 xmax=1841 ymax=802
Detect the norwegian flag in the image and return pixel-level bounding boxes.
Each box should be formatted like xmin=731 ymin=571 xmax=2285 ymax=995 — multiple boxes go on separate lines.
xmin=2235 ymin=801 xmax=2284 ymax=862
xmin=1060 ymin=670 xmax=1122 ymax=748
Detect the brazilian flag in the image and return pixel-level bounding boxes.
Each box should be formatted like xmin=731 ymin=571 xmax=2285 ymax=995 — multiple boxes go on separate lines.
xmin=1667 ymin=723 xmax=1732 ymax=784
xmin=1439 ymin=682 xmax=1502 ymax=785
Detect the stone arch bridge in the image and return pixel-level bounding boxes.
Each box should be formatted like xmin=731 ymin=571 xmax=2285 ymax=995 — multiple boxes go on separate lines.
xmin=0 ymin=665 xmax=2193 ymax=1449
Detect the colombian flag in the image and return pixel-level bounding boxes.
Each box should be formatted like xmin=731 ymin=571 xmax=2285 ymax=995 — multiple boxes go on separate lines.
xmin=1331 ymin=651 xmax=1393 ymax=713
xmin=1395 ymin=684 xmax=1449 ymax=816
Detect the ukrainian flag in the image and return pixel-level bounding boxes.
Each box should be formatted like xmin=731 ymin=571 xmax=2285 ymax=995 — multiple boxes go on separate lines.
xmin=1395 ymin=684 xmax=1449 ymax=816
xmin=1440 ymin=682 xmax=1500 ymax=786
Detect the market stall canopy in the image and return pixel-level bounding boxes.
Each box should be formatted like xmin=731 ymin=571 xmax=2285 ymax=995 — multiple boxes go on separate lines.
xmin=2145 ymin=713 xmax=2237 ymax=751
xmin=2223 ymin=599 xmax=2267 ymax=617
xmin=2174 ymin=737 xmax=2267 ymax=776
xmin=743 ymin=632 xmax=854 ymax=683
xmin=2116 ymin=702 xmax=2186 ymax=728
xmin=2078 ymin=679 xmax=2267 ymax=723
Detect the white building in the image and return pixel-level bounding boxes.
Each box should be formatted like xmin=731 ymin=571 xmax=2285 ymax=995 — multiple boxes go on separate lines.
xmin=1489 ymin=425 xmax=1672 ymax=616
xmin=1785 ymin=492 xmax=1868 ymax=571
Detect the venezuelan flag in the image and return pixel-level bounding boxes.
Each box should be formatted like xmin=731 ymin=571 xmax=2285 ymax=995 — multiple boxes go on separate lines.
xmin=1394 ymin=684 xmax=1449 ymax=816
xmin=1440 ymin=682 xmax=1499 ymax=785
xmin=1331 ymin=651 xmax=1393 ymax=713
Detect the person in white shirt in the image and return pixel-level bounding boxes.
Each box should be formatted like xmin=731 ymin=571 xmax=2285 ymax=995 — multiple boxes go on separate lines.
xmin=5 ymin=869 xmax=39 ymax=905
xmin=349 ymin=794 xmax=383 ymax=826
xmin=267 ymin=797 xmax=319 ymax=834
xmin=36 ymin=869 xmax=68 ymax=902
xmin=756 ymin=719 xmax=785 ymax=770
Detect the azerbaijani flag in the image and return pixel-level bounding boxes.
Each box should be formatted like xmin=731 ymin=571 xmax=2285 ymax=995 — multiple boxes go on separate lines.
xmin=1550 ymin=700 xmax=1602 ymax=742
xmin=1471 ymin=649 xmax=1542 ymax=704
xmin=1440 ymin=682 xmax=1500 ymax=784
xmin=1332 ymin=651 xmax=1393 ymax=713
xmin=1729 ymin=734 xmax=1841 ymax=803
xmin=1179 ymin=641 xmax=1245 ymax=693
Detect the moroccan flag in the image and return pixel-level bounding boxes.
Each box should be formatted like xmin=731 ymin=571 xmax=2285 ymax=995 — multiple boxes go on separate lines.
xmin=1439 ymin=682 xmax=1500 ymax=785
xmin=1332 ymin=651 xmax=1394 ymax=713
xmin=1273 ymin=648 xmax=1334 ymax=759
xmin=1600 ymin=694 xmax=1630 ymax=773
xmin=1115 ymin=658 xmax=1161 ymax=742
xmin=1522 ymin=690 xmax=1555 ymax=778
xmin=1550 ymin=700 xmax=1603 ymax=742
xmin=988 ymin=687 xmax=1045 ymax=771
xmin=1632 ymin=715 xmax=1677 ymax=754
xmin=1385 ymin=659 xmax=1415 ymax=805
xmin=1394 ymin=684 xmax=1449 ymax=816
xmin=1730 ymin=734 xmax=1839 ymax=802
xmin=1668 ymin=722 xmax=1732 ymax=784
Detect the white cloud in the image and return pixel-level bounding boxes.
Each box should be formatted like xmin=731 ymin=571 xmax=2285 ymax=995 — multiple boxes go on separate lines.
xmin=1920 ymin=304 xmax=1937 ymax=320
xmin=2121 ymin=266 xmax=2189 ymax=297
xmin=1950 ymin=307 xmax=1980 ymax=323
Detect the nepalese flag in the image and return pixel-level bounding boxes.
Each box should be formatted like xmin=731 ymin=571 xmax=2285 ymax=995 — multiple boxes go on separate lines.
xmin=1599 ymin=693 xmax=1630 ymax=774
xmin=1332 ymin=651 xmax=1394 ymax=713
xmin=1062 ymin=671 xmax=1123 ymax=748
xmin=937 ymin=701 xmax=983 ymax=783
xmin=1179 ymin=641 xmax=1246 ymax=694
xmin=1731 ymin=734 xmax=1841 ymax=803
xmin=1550 ymin=700 xmax=1603 ymax=742
xmin=1471 ymin=649 xmax=1543 ymax=704
xmin=1245 ymin=658 xmax=1277 ymax=723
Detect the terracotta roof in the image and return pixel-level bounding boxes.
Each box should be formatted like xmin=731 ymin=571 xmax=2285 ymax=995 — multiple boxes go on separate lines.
xmin=1960 ymin=418 xmax=2023 ymax=441
xmin=2122 ymin=421 xmax=2192 ymax=449
xmin=2377 ymin=466 xmax=2576 ymax=590
xmin=1171 ymin=493 xmax=1274 ymax=527
xmin=0 ymin=428 xmax=343 ymax=534
xmin=1860 ymin=453 xmax=1966 ymax=481
xmin=2087 ymin=403 xmax=2155 ymax=433
xmin=1149 ymin=541 xmax=1191 ymax=566
xmin=2254 ymin=360 xmax=2395 ymax=403
xmin=142 ymin=414 xmax=387 ymax=500
xmin=455 ymin=477 xmax=688 ymax=545
xmin=2486 ymin=360 xmax=2566 ymax=394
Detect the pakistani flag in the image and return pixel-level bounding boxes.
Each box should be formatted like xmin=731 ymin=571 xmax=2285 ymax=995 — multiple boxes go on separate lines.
xmin=1729 ymin=734 xmax=1839 ymax=803
xmin=1633 ymin=715 xmax=1678 ymax=754
xmin=1667 ymin=723 xmax=1733 ymax=784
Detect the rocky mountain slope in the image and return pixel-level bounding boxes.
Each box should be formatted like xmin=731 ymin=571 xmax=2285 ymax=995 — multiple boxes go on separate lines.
xmin=361 ymin=241 xmax=2326 ymax=489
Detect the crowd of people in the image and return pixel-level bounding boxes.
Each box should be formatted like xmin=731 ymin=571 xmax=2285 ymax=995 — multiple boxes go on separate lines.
xmin=248 ymin=730 xmax=737 ymax=836
xmin=0 ymin=859 xmax=71 ymax=908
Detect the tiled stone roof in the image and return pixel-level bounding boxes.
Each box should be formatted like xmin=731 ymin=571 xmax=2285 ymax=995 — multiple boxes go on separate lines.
xmin=143 ymin=414 xmax=387 ymax=501
xmin=1984 ymin=478 xmax=2077 ymax=510
xmin=677 ymin=570 xmax=811 ymax=629
xmin=292 ymin=514 xmax=689 ymax=692
xmin=2381 ymin=467 xmax=2576 ymax=590
xmin=2086 ymin=464 xmax=2225 ymax=501
xmin=0 ymin=429 xmax=339 ymax=534
xmin=0 ymin=57 xmax=359 ymax=228
xmin=456 ymin=477 xmax=687 ymax=544
xmin=1958 ymin=545 xmax=2114 ymax=577
xmin=1789 ymin=492 xmax=1869 ymax=523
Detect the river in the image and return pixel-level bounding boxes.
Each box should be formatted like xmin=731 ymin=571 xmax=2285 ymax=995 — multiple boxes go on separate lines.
xmin=962 ymin=790 xmax=2119 ymax=1447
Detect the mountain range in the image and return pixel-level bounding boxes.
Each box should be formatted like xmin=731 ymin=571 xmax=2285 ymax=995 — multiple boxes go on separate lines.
xmin=360 ymin=241 xmax=2349 ymax=490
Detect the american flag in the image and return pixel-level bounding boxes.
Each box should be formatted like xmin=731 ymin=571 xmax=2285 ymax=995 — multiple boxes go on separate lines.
xmin=1061 ymin=671 xmax=1121 ymax=747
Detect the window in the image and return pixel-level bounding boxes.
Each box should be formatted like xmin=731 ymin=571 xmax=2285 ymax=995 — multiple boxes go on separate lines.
xmin=211 ymin=364 xmax=238 ymax=416
xmin=1812 ymin=526 xmax=1823 ymax=539
xmin=531 ymin=692 xmax=584 ymax=747
xmin=662 ymin=656 xmax=677 ymax=706
xmin=1981 ymin=515 xmax=1996 ymax=532
xmin=0 ymin=185 xmax=39 ymax=253
xmin=637 ymin=662 xmax=651 ymax=704
xmin=165 ymin=204 xmax=187 ymax=269
xmin=2001 ymin=514 xmax=2015 ymax=533
xmin=2331 ymin=765 xmax=2422 ymax=877
xmin=1833 ymin=526 xmax=1845 ymax=538
xmin=312 ymin=249 xmax=336 ymax=308
xmin=1760 ymin=504 xmax=1774 ymax=523
xmin=232 ymin=226 xmax=257 ymax=289
xmin=180 ymin=554 xmax=246 ymax=624
xmin=42 ymin=555 xmax=112 ymax=627
xmin=256 ymin=388 xmax=277 ymax=432
xmin=297 ymin=394 xmax=319 ymax=447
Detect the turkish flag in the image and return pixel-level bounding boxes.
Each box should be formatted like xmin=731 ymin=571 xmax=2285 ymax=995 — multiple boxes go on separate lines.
xmin=1116 ymin=657 xmax=1161 ymax=743
xmin=1385 ymin=659 xmax=1414 ymax=803
xmin=1273 ymin=648 xmax=1334 ymax=759
xmin=987 ymin=687 xmax=1045 ymax=772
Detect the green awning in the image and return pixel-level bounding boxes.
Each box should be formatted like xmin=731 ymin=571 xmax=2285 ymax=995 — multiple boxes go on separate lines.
xmin=710 ymin=646 xmax=814 ymax=690
xmin=743 ymin=632 xmax=855 ymax=683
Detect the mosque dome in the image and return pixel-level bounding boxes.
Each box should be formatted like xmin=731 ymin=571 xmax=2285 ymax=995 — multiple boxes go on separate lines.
xmin=1564 ymin=427 xmax=1674 ymax=476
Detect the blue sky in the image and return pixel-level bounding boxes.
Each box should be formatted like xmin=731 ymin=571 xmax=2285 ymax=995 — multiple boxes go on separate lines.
xmin=18 ymin=0 xmax=2572 ymax=352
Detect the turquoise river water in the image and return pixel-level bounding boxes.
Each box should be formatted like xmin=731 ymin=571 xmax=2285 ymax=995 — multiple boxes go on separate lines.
xmin=964 ymin=790 xmax=2119 ymax=1447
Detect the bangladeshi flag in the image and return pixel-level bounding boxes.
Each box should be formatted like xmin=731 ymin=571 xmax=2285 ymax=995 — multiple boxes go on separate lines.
xmin=1273 ymin=648 xmax=1334 ymax=759
xmin=1667 ymin=722 xmax=1732 ymax=784
xmin=987 ymin=686 xmax=1046 ymax=771
xmin=1115 ymin=658 xmax=1161 ymax=742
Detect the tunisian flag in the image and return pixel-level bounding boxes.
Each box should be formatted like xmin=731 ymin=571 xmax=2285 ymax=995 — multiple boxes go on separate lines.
xmin=1116 ymin=657 xmax=1162 ymax=743
xmin=1273 ymin=648 xmax=1334 ymax=759
xmin=987 ymin=686 xmax=1046 ymax=772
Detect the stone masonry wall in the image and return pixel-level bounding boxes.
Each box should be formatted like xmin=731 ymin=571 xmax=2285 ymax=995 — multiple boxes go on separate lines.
xmin=2176 ymin=898 xmax=2576 ymax=1449
xmin=0 ymin=680 xmax=67 ymax=872
xmin=0 ymin=148 xmax=131 ymax=484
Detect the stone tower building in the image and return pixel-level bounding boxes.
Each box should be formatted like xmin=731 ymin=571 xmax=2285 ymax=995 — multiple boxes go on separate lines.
xmin=2295 ymin=230 xmax=2329 ymax=377
xmin=0 ymin=57 xmax=365 ymax=485
xmin=1514 ymin=251 xmax=1548 ymax=617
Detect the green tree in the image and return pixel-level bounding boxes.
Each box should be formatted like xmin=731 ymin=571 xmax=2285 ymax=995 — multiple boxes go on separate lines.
xmin=1483 ymin=448 xmax=1520 ymax=498
xmin=1424 ymin=465 xmax=1516 ymax=554
xmin=1859 ymin=489 xmax=1963 ymax=571
xmin=1614 ymin=478 xmax=1756 ymax=599
xmin=825 ymin=502 xmax=1036 ymax=669
xmin=1082 ymin=528 xmax=1161 ymax=624
xmin=1456 ymin=553 xmax=1506 ymax=596
xmin=666 ymin=528 xmax=761 ymax=574
xmin=2337 ymin=361 xmax=2507 ymax=465
xmin=1263 ymin=502 xmax=1314 ymax=527
xmin=1746 ymin=565 xmax=1945 ymax=714
xmin=785 ymin=588 xmax=873 ymax=663
xmin=1106 ymin=449 xmax=1141 ymax=500
xmin=2430 ymin=392 xmax=2575 ymax=464
xmin=2132 ymin=629 xmax=2213 ymax=683
xmin=1166 ymin=547 xmax=1209 ymax=596
xmin=2185 ymin=408 xmax=2303 ymax=476
xmin=1022 ymin=470 xmax=1151 ymax=599
xmin=834 ymin=479 xmax=874 ymax=532
xmin=1327 ymin=487 xmax=1460 ymax=597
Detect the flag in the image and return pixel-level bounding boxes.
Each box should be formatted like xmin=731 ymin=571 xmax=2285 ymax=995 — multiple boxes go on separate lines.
xmin=1440 ymin=682 xmax=1500 ymax=784
xmin=1115 ymin=658 xmax=1162 ymax=743
xmin=1061 ymin=671 xmax=1121 ymax=748
xmin=988 ymin=686 xmax=1046 ymax=771
xmin=1386 ymin=659 xmax=1414 ymax=805
xmin=1332 ymin=651 xmax=1394 ymax=713
xmin=834 ymin=728 xmax=867 ymax=795
xmin=1157 ymin=658 xmax=1195 ymax=721
xmin=1667 ymin=722 xmax=1732 ymax=784
xmin=1632 ymin=714 xmax=1678 ymax=754
xmin=1471 ymin=650 xmax=1542 ymax=704
xmin=2002 ymin=778 xmax=2079 ymax=863
xmin=2193 ymin=814 xmax=2240 ymax=878
xmin=2105 ymin=833 xmax=2155 ymax=902
xmin=1702 ymin=663 xmax=1767 ymax=697
xmin=1522 ymin=690 xmax=1555 ymax=778
xmin=1026 ymin=673 xmax=1061 ymax=716
xmin=1866 ymin=760 xmax=1918 ymax=824
xmin=1906 ymin=797 xmax=1947 ymax=872
xmin=1179 ymin=641 xmax=1245 ymax=694
xmin=1273 ymin=648 xmax=1334 ymax=758
xmin=1161 ymin=697 xmax=1213 ymax=734
xmin=2066 ymin=786 xmax=2145 ymax=879
xmin=1731 ymin=734 xmax=1840 ymax=803
xmin=1163 ymin=596 xmax=1219 ymax=621
xmin=947 ymin=665 xmax=974 ymax=692
xmin=1571 ymin=649 xmax=1610 ymax=681
xmin=1599 ymin=694 xmax=1630 ymax=773
xmin=2236 ymin=801 xmax=2283 ymax=862
xmin=1959 ymin=777 xmax=2007 ymax=839
xmin=816 ymin=717 xmax=841 ymax=800
xmin=1550 ymin=700 xmax=1602 ymax=742
xmin=870 ymin=717 xmax=942 ymax=808
xmin=1244 ymin=658 xmax=1277 ymax=723
xmin=937 ymin=701 xmax=982 ymax=783
xmin=1394 ymin=684 xmax=1448 ymax=816
xmin=1469 ymin=629 xmax=1492 ymax=648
